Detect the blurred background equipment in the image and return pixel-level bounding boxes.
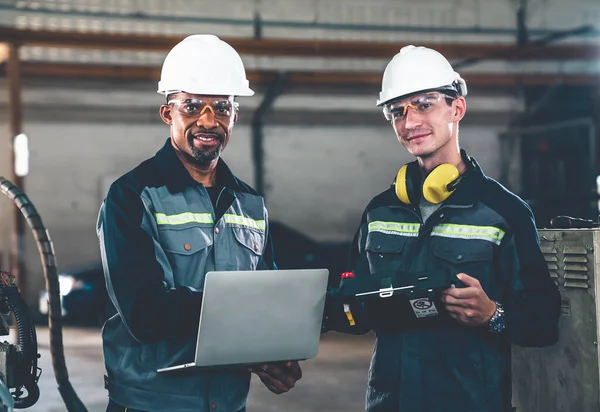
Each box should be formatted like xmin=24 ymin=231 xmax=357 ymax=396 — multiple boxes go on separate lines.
xmin=512 ymin=228 xmax=600 ymax=412
xmin=549 ymin=215 xmax=600 ymax=229
xmin=37 ymin=263 xmax=110 ymax=327
xmin=500 ymin=118 xmax=598 ymax=227
xmin=269 ymin=221 xmax=351 ymax=287
xmin=0 ymin=177 xmax=86 ymax=411
xmin=0 ymin=267 xmax=38 ymax=410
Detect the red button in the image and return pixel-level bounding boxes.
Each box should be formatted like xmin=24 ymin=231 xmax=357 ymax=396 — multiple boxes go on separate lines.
xmin=211 ymin=402 xmax=217 ymax=410
xmin=341 ymin=272 xmax=355 ymax=279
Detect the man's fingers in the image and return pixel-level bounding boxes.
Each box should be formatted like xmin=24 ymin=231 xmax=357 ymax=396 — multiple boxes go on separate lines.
xmin=267 ymin=362 xmax=301 ymax=386
xmin=445 ymin=306 xmax=468 ymax=323
xmin=456 ymin=273 xmax=480 ymax=287
xmin=268 ymin=385 xmax=284 ymax=394
xmin=252 ymin=362 xmax=301 ymax=393
xmin=264 ymin=364 xmax=290 ymax=383
xmin=264 ymin=379 xmax=285 ymax=394
xmin=442 ymin=295 xmax=475 ymax=308
xmin=445 ymin=304 xmax=462 ymax=314
xmin=441 ymin=286 xmax=478 ymax=299
xmin=254 ymin=371 xmax=290 ymax=393
xmin=263 ymin=379 xmax=285 ymax=394
xmin=256 ymin=367 xmax=296 ymax=389
xmin=286 ymin=361 xmax=303 ymax=380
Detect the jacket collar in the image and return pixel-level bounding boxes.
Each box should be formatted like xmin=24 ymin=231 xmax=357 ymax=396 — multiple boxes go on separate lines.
xmin=154 ymin=138 xmax=242 ymax=194
xmin=441 ymin=149 xmax=484 ymax=207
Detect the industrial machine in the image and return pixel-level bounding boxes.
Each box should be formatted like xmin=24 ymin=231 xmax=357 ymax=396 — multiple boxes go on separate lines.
xmin=0 ymin=177 xmax=86 ymax=411
xmin=512 ymin=227 xmax=600 ymax=412
xmin=0 ymin=266 xmax=40 ymax=411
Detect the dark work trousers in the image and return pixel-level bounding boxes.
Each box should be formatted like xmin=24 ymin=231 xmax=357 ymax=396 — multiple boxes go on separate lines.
xmin=107 ymin=398 xmax=246 ymax=412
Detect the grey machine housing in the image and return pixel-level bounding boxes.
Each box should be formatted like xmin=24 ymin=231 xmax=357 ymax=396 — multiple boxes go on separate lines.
xmin=512 ymin=228 xmax=600 ymax=412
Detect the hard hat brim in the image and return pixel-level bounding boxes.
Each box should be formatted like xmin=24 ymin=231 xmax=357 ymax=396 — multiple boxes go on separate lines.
xmin=157 ymin=86 xmax=255 ymax=97
xmin=376 ymin=85 xmax=460 ymax=107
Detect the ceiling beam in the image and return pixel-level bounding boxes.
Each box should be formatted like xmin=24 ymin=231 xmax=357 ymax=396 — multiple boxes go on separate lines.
xmin=0 ymin=27 xmax=599 ymax=60
xmin=9 ymin=62 xmax=599 ymax=87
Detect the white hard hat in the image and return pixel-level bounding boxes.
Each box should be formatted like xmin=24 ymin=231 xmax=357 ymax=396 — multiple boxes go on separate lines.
xmin=157 ymin=34 xmax=254 ymax=97
xmin=376 ymin=45 xmax=467 ymax=107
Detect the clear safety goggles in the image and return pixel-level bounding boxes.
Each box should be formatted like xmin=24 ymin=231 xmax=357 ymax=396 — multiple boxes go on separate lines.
xmin=167 ymin=98 xmax=239 ymax=119
xmin=382 ymin=92 xmax=455 ymax=122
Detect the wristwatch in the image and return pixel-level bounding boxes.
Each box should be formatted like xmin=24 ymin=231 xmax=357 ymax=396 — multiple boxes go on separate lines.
xmin=488 ymin=301 xmax=505 ymax=334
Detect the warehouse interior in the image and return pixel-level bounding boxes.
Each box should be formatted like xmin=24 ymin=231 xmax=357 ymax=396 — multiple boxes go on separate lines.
xmin=0 ymin=0 xmax=598 ymax=410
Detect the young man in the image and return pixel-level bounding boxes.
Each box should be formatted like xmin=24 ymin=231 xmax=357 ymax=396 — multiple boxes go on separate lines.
xmin=327 ymin=45 xmax=560 ymax=412
xmin=96 ymin=34 xmax=301 ymax=412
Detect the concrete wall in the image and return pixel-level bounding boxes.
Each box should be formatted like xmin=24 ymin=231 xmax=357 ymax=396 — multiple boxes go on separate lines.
xmin=264 ymin=123 xmax=504 ymax=242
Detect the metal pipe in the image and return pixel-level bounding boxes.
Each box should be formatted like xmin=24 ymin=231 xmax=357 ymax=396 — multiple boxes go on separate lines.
xmin=1 ymin=26 xmax=598 ymax=60
xmin=516 ymin=0 xmax=529 ymax=47
xmin=251 ymin=73 xmax=288 ymax=197
xmin=9 ymin=64 xmax=600 ymax=87
xmin=453 ymin=25 xmax=595 ymax=70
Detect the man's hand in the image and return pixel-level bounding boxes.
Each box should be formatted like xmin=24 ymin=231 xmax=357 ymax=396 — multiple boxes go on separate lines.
xmin=248 ymin=361 xmax=302 ymax=394
xmin=440 ymin=273 xmax=496 ymax=327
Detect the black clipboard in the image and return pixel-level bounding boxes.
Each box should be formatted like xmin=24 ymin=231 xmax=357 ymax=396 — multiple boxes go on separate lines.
xmin=339 ymin=268 xmax=456 ymax=302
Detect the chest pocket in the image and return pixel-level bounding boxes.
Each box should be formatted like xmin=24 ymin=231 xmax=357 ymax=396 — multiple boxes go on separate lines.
xmin=433 ymin=241 xmax=494 ymax=289
xmin=230 ymin=227 xmax=265 ymax=270
xmin=159 ymin=225 xmax=213 ymax=289
xmin=365 ymin=232 xmax=409 ymax=275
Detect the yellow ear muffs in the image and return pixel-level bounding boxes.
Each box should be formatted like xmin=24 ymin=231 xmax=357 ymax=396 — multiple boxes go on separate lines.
xmin=395 ymin=162 xmax=421 ymax=205
xmin=395 ymin=162 xmax=464 ymax=205
xmin=422 ymin=163 xmax=462 ymax=204
xmin=395 ymin=164 xmax=411 ymax=205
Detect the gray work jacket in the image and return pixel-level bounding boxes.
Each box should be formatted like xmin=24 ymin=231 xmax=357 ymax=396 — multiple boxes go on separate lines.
xmin=97 ymin=139 xmax=274 ymax=412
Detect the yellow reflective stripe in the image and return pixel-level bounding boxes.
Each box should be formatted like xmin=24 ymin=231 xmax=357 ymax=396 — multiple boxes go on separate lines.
xmin=431 ymin=223 xmax=505 ymax=245
xmin=224 ymin=214 xmax=266 ymax=231
xmin=155 ymin=212 xmax=214 ymax=225
xmin=368 ymin=221 xmax=420 ymax=237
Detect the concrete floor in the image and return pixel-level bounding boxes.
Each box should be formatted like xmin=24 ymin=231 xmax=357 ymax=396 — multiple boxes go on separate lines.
xmin=27 ymin=327 xmax=375 ymax=412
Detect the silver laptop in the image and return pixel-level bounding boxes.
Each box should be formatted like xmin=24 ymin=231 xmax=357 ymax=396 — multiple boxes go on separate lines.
xmin=157 ymin=268 xmax=329 ymax=372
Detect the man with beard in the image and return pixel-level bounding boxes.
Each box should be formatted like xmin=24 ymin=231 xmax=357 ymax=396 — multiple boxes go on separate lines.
xmin=96 ymin=34 xmax=301 ymax=412
xmin=323 ymin=45 xmax=560 ymax=411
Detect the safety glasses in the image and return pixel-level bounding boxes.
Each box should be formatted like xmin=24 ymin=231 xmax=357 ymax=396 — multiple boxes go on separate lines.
xmin=167 ymin=98 xmax=239 ymax=119
xmin=382 ymin=92 xmax=455 ymax=121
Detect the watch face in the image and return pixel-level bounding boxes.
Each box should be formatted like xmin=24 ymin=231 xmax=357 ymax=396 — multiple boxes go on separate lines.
xmin=490 ymin=318 xmax=505 ymax=333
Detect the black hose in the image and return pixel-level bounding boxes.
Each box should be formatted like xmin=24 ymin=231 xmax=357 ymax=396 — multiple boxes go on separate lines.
xmin=0 ymin=177 xmax=87 ymax=412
